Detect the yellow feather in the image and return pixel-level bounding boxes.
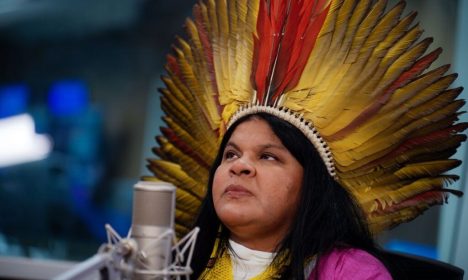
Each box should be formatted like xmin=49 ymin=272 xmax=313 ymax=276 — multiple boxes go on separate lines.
xmin=328 ymin=76 xmax=459 ymax=154
xmin=404 ymin=96 xmax=464 ymax=123
xmin=332 ymin=102 xmax=463 ymax=164
xmin=176 ymin=38 xmax=195 ymax=68
xmin=394 ymin=160 xmax=461 ymax=179
xmin=214 ymin=0 xmax=230 ymax=97
xmin=217 ymin=0 xmax=229 ymax=35
xmin=199 ymin=3 xmax=211 ymax=39
xmin=338 ymin=135 xmax=464 ymax=189
xmin=332 ymin=100 xmax=465 ymax=169
xmin=329 ymin=1 xmax=405 ymax=103
xmin=166 ymin=63 xmax=199 ymax=105
xmin=382 ymin=66 xmax=450 ymax=113
xmin=409 ymin=115 xmax=460 ymax=140
xmin=345 ymin=0 xmax=386 ymax=63
xmin=217 ymin=0 xmax=257 ymax=123
xmin=405 ymin=74 xmax=458 ymax=109
xmin=310 ymin=0 xmax=356 ymax=87
xmin=382 ymin=24 xmax=423 ymax=65
xmin=148 ymin=160 xmax=205 ymax=199
xmin=176 ymin=208 xmax=198 ymax=228
xmin=144 ymin=174 xmax=202 ymax=225
xmin=382 ymin=177 xmax=451 ymax=205
xmin=236 ymin=0 xmax=248 ymax=25
xmin=316 ymin=28 xmax=426 ymax=133
xmin=157 ymin=137 xmax=209 ymax=183
xmin=161 ymin=77 xmax=194 ymax=112
xmin=246 ymin=0 xmax=259 ymax=32
xmin=160 ymin=88 xmax=192 ymax=124
xmin=175 ymin=188 xmax=202 ymax=216
xmin=163 ymin=116 xmax=216 ymax=163
xmin=328 ymin=0 xmax=357 ymax=55
xmin=161 ymin=94 xmax=191 ymax=130
xmin=367 ymin=202 xmax=438 ymax=233
xmin=227 ymin=0 xmax=238 ymax=90
xmin=380 ymin=39 xmax=432 ymax=88
xmin=186 ymin=19 xmax=221 ymax=129
xmin=175 ymin=224 xmax=191 ymax=238
xmin=374 ymin=11 xmax=417 ymax=56
xmin=345 ymin=0 xmax=404 ymax=63
xmin=207 ymin=0 xmax=219 ymax=38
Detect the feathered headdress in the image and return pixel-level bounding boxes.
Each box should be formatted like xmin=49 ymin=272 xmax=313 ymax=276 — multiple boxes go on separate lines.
xmin=144 ymin=0 xmax=467 ymax=236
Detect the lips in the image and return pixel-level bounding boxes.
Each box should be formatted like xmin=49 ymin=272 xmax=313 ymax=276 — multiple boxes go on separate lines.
xmin=224 ymin=184 xmax=252 ymax=198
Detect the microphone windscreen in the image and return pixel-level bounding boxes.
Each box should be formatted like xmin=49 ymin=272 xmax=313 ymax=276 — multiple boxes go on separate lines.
xmin=132 ymin=181 xmax=175 ymax=228
xmin=130 ymin=181 xmax=176 ymax=278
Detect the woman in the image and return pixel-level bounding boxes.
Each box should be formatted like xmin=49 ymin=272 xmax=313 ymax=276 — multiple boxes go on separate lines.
xmin=147 ymin=0 xmax=466 ymax=279
xmin=190 ymin=113 xmax=393 ymax=279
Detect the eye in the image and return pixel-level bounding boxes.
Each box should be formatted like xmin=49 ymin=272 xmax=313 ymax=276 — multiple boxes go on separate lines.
xmin=260 ymin=153 xmax=277 ymax=161
xmin=223 ymin=150 xmax=239 ymax=160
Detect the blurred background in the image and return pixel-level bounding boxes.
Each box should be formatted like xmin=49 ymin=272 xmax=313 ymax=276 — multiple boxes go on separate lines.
xmin=0 ymin=0 xmax=467 ymax=276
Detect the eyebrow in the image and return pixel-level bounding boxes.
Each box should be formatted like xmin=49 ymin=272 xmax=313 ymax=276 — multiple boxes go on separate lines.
xmin=225 ymin=141 xmax=287 ymax=151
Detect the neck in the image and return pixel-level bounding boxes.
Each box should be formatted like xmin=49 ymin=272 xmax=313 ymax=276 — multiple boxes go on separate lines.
xmin=229 ymin=231 xmax=283 ymax=252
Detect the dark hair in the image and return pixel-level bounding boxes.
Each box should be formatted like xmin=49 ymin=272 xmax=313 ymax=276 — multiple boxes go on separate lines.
xmin=190 ymin=113 xmax=386 ymax=279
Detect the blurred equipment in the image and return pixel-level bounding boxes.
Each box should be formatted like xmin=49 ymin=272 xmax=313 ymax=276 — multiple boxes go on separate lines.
xmin=0 ymin=84 xmax=52 ymax=167
xmin=0 ymin=113 xmax=52 ymax=167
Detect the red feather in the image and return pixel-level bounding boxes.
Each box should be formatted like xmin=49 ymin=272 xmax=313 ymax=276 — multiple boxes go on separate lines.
xmin=373 ymin=190 xmax=445 ymax=214
xmin=270 ymin=1 xmax=302 ymax=94
xmin=166 ymin=54 xmax=181 ymax=78
xmin=253 ymin=0 xmax=283 ymax=102
xmin=272 ymin=1 xmax=330 ymax=97
xmin=252 ymin=0 xmax=330 ymax=104
xmin=394 ymin=123 xmax=468 ymax=154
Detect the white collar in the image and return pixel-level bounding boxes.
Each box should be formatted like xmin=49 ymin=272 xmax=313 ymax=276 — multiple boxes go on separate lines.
xmin=228 ymin=239 xmax=275 ymax=280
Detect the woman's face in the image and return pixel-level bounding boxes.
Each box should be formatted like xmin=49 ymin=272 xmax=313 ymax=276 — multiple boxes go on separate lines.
xmin=212 ymin=118 xmax=304 ymax=251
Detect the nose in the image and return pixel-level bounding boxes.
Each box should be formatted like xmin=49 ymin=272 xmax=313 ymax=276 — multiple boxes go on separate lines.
xmin=229 ymin=158 xmax=255 ymax=177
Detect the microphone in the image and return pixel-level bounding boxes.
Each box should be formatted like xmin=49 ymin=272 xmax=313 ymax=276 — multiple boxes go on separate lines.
xmin=54 ymin=181 xmax=199 ymax=280
xmin=130 ymin=181 xmax=175 ymax=279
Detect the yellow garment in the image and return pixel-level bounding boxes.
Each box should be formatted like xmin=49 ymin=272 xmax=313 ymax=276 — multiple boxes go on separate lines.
xmin=198 ymin=237 xmax=283 ymax=280
xmin=199 ymin=248 xmax=281 ymax=280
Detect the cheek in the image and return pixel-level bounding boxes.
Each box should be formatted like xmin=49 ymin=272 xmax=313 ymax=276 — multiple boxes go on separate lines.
xmin=258 ymin=176 xmax=298 ymax=210
xmin=212 ymin=167 xmax=225 ymax=202
xmin=289 ymin=175 xmax=302 ymax=195
xmin=286 ymin=165 xmax=303 ymax=196
xmin=268 ymin=168 xmax=302 ymax=195
xmin=277 ymin=181 xmax=302 ymax=221
xmin=276 ymin=171 xmax=302 ymax=209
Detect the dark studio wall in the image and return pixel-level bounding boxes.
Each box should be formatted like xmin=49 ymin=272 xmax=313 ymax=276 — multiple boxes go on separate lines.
xmin=0 ymin=0 xmax=463 ymax=264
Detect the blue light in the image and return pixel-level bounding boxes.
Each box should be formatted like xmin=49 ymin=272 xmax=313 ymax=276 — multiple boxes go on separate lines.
xmin=48 ymin=80 xmax=89 ymax=116
xmin=385 ymin=239 xmax=438 ymax=260
xmin=0 ymin=84 xmax=29 ymax=118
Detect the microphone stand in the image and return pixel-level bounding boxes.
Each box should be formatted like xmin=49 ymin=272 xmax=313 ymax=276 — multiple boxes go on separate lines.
xmin=53 ymin=253 xmax=115 ymax=280
xmin=55 ymin=224 xmax=200 ymax=280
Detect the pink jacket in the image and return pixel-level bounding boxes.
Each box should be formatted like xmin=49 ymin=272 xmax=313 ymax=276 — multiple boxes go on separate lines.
xmin=308 ymin=248 xmax=392 ymax=280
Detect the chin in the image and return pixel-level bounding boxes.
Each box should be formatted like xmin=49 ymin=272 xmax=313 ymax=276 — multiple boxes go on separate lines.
xmin=217 ymin=209 xmax=251 ymax=227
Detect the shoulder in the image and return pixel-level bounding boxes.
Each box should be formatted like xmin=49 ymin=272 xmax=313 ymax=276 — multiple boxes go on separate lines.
xmin=309 ymin=248 xmax=393 ymax=280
